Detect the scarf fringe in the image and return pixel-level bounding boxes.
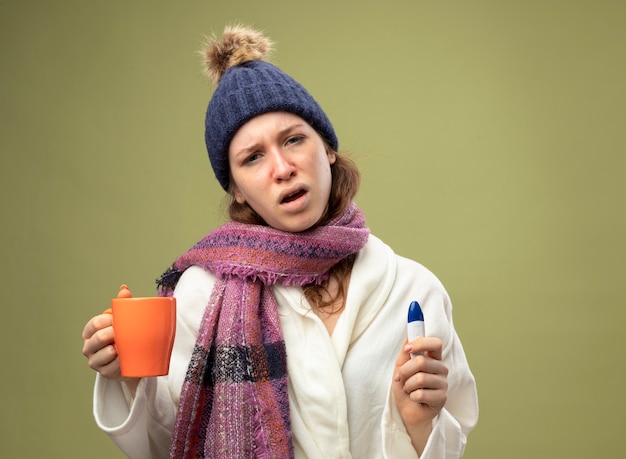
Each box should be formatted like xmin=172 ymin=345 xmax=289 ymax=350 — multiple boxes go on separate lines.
xmin=209 ymin=264 xmax=329 ymax=287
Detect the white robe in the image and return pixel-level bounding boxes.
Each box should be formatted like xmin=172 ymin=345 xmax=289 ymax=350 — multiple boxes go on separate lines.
xmin=93 ymin=235 xmax=478 ymax=458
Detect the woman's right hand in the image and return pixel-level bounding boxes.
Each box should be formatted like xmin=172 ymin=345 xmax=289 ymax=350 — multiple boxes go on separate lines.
xmin=81 ymin=312 xmax=123 ymax=380
xmin=82 ymin=312 xmax=141 ymax=395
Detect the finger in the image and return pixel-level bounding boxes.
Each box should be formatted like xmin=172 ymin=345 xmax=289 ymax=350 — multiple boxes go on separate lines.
xmin=404 ymin=370 xmax=448 ymax=395
xmin=406 ymin=337 xmax=443 ymax=361
xmin=87 ymin=343 xmax=119 ymax=372
xmin=403 ymin=371 xmax=448 ymax=408
xmin=81 ymin=313 xmax=113 ymax=341
xmin=396 ymin=354 xmax=449 ymax=389
xmin=408 ymin=386 xmax=448 ymax=410
xmin=82 ymin=324 xmax=115 ymax=358
xmin=94 ymin=354 xmax=123 ymax=380
xmin=394 ymin=338 xmax=410 ymax=369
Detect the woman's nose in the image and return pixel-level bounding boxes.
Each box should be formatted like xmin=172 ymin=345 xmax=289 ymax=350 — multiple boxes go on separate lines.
xmin=271 ymin=150 xmax=296 ymax=181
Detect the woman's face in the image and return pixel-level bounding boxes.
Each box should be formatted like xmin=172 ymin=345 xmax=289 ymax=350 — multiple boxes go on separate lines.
xmin=228 ymin=111 xmax=336 ymax=232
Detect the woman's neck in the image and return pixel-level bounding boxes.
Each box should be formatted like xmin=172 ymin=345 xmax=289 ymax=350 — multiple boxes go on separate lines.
xmin=304 ymin=254 xmax=355 ymax=335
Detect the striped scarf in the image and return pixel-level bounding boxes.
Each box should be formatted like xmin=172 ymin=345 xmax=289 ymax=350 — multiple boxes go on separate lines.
xmin=157 ymin=202 xmax=369 ymax=458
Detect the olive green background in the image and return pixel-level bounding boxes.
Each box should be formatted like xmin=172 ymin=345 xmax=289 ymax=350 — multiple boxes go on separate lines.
xmin=1 ymin=1 xmax=624 ymax=457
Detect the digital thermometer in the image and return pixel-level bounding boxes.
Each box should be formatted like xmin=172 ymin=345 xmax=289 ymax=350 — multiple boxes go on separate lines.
xmin=407 ymin=300 xmax=425 ymax=358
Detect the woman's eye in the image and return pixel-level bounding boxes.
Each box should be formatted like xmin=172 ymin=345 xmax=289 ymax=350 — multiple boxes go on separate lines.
xmin=285 ymin=135 xmax=304 ymax=146
xmin=245 ymin=153 xmax=261 ymax=164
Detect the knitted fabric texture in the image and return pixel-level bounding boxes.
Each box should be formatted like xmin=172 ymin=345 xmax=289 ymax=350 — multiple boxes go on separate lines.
xmin=158 ymin=202 xmax=369 ymax=458
xmin=205 ymin=60 xmax=338 ymax=191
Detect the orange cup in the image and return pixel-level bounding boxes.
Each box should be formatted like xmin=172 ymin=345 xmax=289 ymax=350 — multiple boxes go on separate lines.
xmin=105 ymin=285 xmax=176 ymax=377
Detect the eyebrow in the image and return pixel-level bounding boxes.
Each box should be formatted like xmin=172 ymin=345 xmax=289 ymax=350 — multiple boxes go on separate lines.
xmin=234 ymin=123 xmax=306 ymax=159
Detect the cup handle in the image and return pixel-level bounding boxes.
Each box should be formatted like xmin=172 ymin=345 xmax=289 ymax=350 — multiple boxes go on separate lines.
xmin=103 ymin=308 xmax=112 ymax=315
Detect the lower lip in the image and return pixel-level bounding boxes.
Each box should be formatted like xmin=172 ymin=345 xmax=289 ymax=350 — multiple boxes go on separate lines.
xmin=281 ymin=191 xmax=308 ymax=210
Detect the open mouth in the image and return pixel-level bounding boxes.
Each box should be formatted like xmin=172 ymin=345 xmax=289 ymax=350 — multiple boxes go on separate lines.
xmin=281 ymin=189 xmax=306 ymax=204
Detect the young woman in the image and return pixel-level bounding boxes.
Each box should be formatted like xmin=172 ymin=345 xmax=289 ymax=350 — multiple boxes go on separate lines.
xmin=82 ymin=25 xmax=478 ymax=458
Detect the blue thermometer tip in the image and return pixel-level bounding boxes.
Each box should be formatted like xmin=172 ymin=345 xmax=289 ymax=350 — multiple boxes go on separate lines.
xmin=408 ymin=300 xmax=424 ymax=323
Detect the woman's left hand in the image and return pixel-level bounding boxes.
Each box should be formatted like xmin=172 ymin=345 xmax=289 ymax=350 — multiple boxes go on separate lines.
xmin=391 ymin=337 xmax=448 ymax=453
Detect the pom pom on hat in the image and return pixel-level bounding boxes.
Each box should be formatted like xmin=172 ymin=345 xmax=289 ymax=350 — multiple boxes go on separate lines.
xmin=201 ymin=24 xmax=273 ymax=85
xmin=201 ymin=24 xmax=338 ymax=191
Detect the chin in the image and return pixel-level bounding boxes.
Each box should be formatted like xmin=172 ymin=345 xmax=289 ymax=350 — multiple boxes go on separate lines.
xmin=276 ymin=215 xmax=320 ymax=233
